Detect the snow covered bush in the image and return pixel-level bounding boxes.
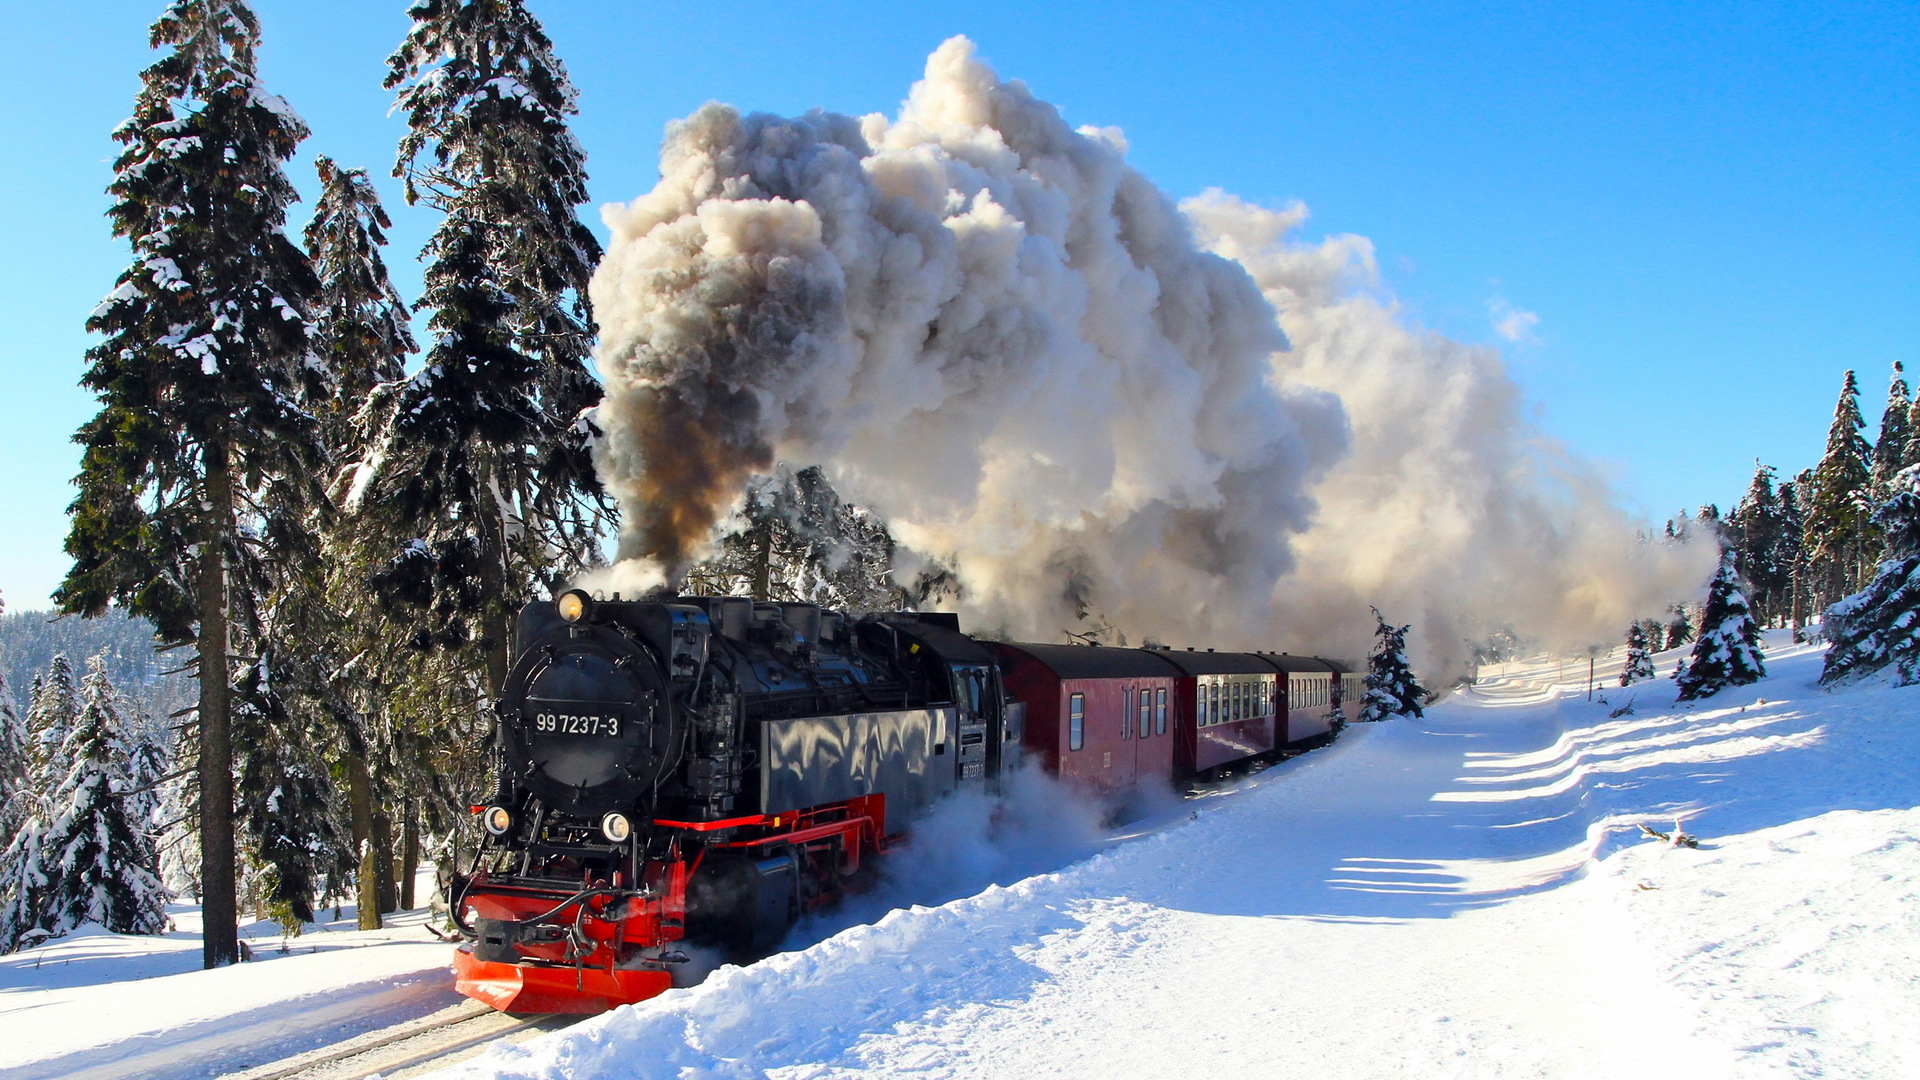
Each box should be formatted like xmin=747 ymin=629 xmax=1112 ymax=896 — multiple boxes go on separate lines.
xmin=1675 ymin=551 xmax=1766 ymax=701
xmin=1822 ymin=465 xmax=1920 ymax=686
xmin=1360 ymin=608 xmax=1428 ymax=721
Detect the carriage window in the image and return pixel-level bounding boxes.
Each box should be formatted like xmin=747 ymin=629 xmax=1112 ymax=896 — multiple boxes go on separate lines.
xmin=1156 ymin=688 xmax=1167 ymax=735
xmin=1138 ymin=691 xmax=1151 ymax=738
xmin=1069 ymin=693 xmax=1085 ymax=751
xmin=1209 ymin=679 xmax=1221 ymax=726
xmin=1235 ymin=679 xmax=1246 ymax=722
xmin=1123 ymin=689 xmax=1133 ymax=739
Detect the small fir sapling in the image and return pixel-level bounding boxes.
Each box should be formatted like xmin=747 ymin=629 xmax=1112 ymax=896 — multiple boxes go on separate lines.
xmin=1620 ymin=622 xmax=1657 ymax=686
xmin=1675 ymin=551 xmax=1768 ymax=701
xmin=1822 ymin=465 xmax=1920 ymax=686
xmin=1359 ymin=607 xmax=1428 ymax=721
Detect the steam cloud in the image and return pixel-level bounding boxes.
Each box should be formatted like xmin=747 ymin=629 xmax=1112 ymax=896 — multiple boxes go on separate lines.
xmin=587 ymin=37 xmax=1712 ymax=678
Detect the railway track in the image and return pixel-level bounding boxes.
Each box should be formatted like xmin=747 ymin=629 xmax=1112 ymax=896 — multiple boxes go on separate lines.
xmin=217 ymin=999 xmax=576 ymax=1080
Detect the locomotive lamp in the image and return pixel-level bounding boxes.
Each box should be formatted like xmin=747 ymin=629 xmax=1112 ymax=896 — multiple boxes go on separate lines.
xmin=556 ymin=588 xmax=593 ymax=623
xmin=600 ymin=812 xmax=632 ymax=843
xmin=482 ymin=806 xmax=514 ymax=836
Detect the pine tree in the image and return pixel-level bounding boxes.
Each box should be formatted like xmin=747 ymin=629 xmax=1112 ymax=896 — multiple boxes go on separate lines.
xmin=302 ymin=154 xmax=434 ymax=931
xmin=686 ymin=465 xmax=907 ymax=610
xmin=57 ymin=0 xmax=319 ymax=968
xmin=1664 ymin=605 xmax=1694 ymax=651
xmin=1781 ymin=470 xmax=1812 ymax=631
xmin=356 ymin=0 xmax=607 ymax=698
xmin=1676 ymin=551 xmax=1767 ymax=701
xmin=1803 ymin=370 xmax=1878 ymax=610
xmin=1359 ymin=608 xmax=1428 ymax=721
xmin=305 ymin=157 xmax=416 ymax=452
xmin=0 ymin=656 xmax=84 ymax=949
xmin=1822 ymin=465 xmax=1920 ymax=685
xmin=1873 ymin=361 xmax=1911 ymax=490
xmin=0 ymin=593 xmax=27 ymax=841
xmin=1728 ymin=463 xmax=1794 ymax=626
xmin=36 ymin=657 xmax=170 ymax=939
xmin=25 ymin=656 xmax=81 ymax=780
xmin=1620 ymin=623 xmax=1656 ymax=686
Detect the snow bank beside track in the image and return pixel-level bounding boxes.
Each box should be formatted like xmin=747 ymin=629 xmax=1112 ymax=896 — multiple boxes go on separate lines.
xmin=438 ymin=636 xmax=1920 ymax=1080
xmin=0 ymin=907 xmax=454 ymax=1080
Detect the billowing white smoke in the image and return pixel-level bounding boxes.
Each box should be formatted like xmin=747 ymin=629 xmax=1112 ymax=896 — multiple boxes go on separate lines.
xmin=587 ymin=37 xmax=1346 ymax=642
xmin=587 ymin=36 xmax=1711 ymax=679
xmin=1185 ymin=193 xmax=1717 ymax=674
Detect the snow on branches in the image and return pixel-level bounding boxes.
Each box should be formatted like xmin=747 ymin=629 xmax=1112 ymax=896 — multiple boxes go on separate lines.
xmin=1675 ymin=550 xmax=1766 ymax=701
xmin=1360 ymin=608 xmax=1428 ymax=722
xmin=1822 ymin=464 xmax=1920 ymax=686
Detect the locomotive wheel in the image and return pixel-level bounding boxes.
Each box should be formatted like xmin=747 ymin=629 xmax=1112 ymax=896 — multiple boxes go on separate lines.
xmin=684 ymin=852 xmax=800 ymax=965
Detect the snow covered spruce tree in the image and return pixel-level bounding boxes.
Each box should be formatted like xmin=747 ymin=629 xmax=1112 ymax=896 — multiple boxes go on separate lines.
xmin=0 ymin=657 xmax=85 ymax=950
xmin=0 ymin=610 xmax=40 ymax=951
xmin=686 ymin=465 xmax=906 ymax=610
xmin=34 ymin=658 xmax=170 ymax=940
xmin=1727 ymin=463 xmax=1795 ymax=627
xmin=0 ymin=594 xmax=28 ymax=843
xmin=1359 ymin=608 xmax=1428 ymax=722
xmin=57 ymin=0 xmax=319 ymax=967
xmin=24 ymin=656 xmax=80 ymax=783
xmin=1804 ymin=370 xmax=1878 ymax=611
xmin=1619 ymin=622 xmax=1657 ymax=686
xmin=1675 ymin=551 xmax=1767 ymax=701
xmin=1873 ymin=362 xmax=1912 ymax=488
xmin=1664 ymin=605 xmax=1694 ymax=650
xmin=1822 ymin=466 xmax=1920 ymax=686
xmin=304 ymin=155 xmax=418 ymax=931
xmin=357 ymin=0 xmax=608 ymax=698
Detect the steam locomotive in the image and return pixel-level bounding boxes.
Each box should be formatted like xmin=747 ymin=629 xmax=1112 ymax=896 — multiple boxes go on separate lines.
xmin=449 ymin=590 xmax=1353 ymax=1013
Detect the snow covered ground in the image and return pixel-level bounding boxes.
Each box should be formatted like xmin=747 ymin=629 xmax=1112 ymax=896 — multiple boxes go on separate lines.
xmin=4 ymin=631 xmax=1916 ymax=1079
xmin=0 ymin=888 xmax=455 ymax=1080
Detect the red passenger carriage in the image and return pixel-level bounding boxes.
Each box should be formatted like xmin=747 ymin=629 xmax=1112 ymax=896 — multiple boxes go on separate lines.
xmin=987 ymin=642 xmax=1176 ymax=800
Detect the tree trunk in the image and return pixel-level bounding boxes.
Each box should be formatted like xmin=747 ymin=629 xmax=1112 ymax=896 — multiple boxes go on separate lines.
xmin=399 ymin=801 xmax=419 ymax=910
xmin=372 ymin=809 xmax=397 ymax=913
xmin=197 ymin=446 xmax=240 ymax=969
xmin=477 ymin=464 xmax=513 ymax=700
xmin=345 ymin=752 xmax=380 ymax=930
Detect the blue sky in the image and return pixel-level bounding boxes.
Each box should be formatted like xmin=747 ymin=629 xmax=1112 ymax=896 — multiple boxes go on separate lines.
xmin=1 ymin=0 xmax=1914 ymax=609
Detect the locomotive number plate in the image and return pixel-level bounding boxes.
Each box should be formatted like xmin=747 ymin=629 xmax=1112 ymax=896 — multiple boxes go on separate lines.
xmin=531 ymin=712 xmax=621 ymax=737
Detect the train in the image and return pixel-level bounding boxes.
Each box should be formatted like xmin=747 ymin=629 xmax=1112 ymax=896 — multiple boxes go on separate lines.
xmin=448 ymin=590 xmax=1356 ymax=1013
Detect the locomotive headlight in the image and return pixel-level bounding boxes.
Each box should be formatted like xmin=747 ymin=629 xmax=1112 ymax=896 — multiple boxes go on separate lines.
xmin=482 ymin=806 xmax=514 ymax=836
xmin=556 ymin=588 xmax=592 ymax=623
xmin=600 ymin=812 xmax=633 ymax=843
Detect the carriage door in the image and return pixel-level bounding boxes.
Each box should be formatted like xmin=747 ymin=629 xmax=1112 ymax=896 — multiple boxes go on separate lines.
xmin=1122 ymin=683 xmax=1138 ymax=784
xmin=951 ymin=665 xmax=992 ymax=785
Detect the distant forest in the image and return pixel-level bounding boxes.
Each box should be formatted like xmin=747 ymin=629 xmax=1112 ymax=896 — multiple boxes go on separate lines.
xmin=0 ymin=607 xmax=192 ymax=723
